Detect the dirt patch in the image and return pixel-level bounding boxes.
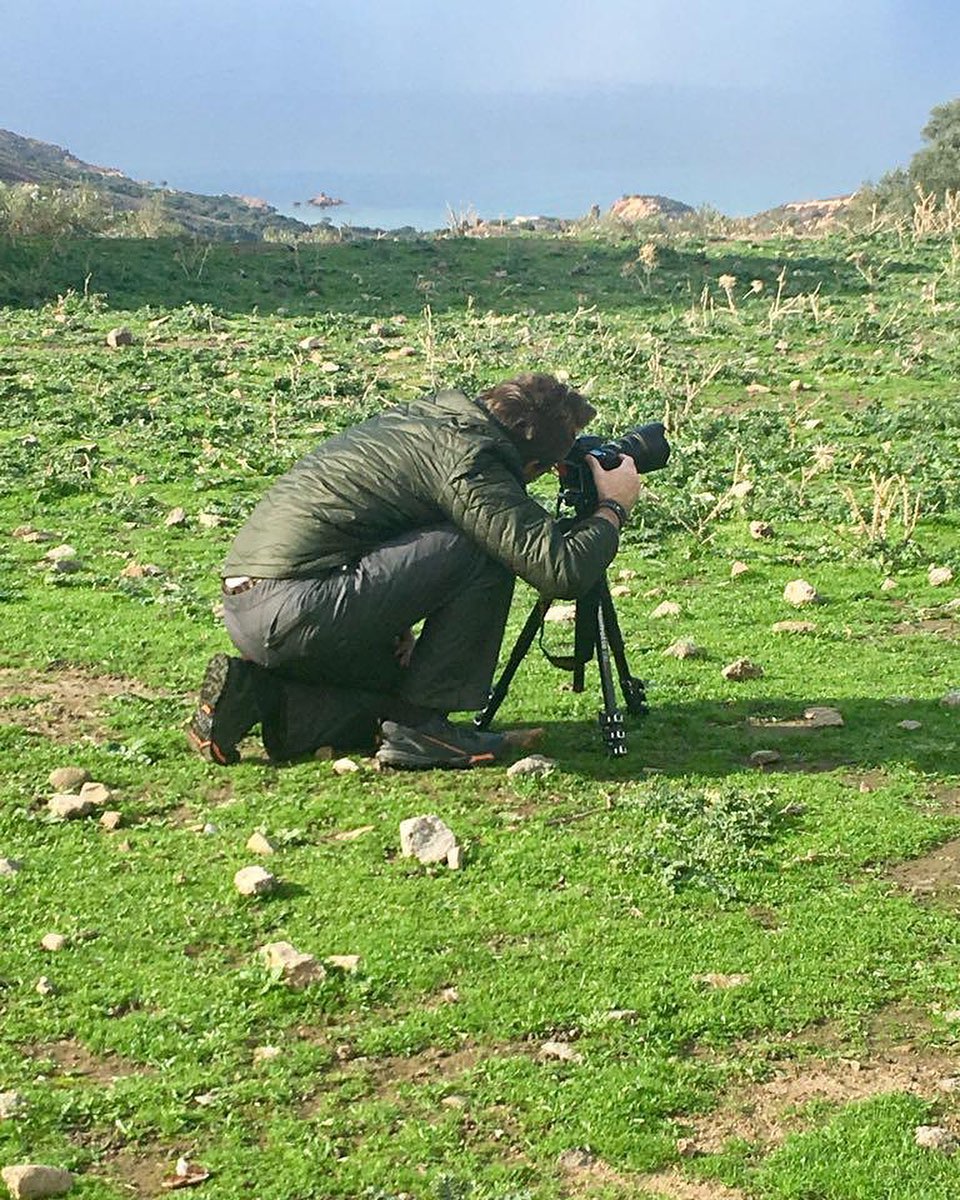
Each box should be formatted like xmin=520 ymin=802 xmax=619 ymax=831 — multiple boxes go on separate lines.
xmin=0 ymin=666 xmax=161 ymax=743
xmin=891 ymin=619 xmax=958 ymax=638
xmin=28 ymin=1039 xmax=148 ymax=1084
xmin=98 ymin=1144 xmax=181 ymax=1198
xmin=930 ymin=785 xmax=960 ymax=814
xmin=634 ymin=1173 xmax=745 ymax=1200
xmin=888 ymin=838 xmax=960 ymax=906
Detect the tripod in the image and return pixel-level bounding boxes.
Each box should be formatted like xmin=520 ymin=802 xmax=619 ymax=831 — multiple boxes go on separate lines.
xmin=474 ymin=521 xmax=649 ymax=755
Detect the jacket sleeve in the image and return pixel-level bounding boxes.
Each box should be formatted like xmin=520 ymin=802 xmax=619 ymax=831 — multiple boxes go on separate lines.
xmin=439 ymin=452 xmax=620 ymax=599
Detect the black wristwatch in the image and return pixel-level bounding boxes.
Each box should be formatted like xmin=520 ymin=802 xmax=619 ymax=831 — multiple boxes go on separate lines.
xmin=595 ymin=498 xmax=629 ymax=529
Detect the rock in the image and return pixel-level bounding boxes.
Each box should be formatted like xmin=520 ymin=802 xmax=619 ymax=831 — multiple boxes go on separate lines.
xmin=47 ymin=767 xmax=90 ymax=791
xmin=1 ymin=1165 xmax=73 ymax=1199
xmin=0 ymin=859 xmax=22 ymax=877
xmin=610 ymin=584 xmax=631 ymax=598
xmin=730 ymin=560 xmax=750 ymax=578
xmin=544 ymin=603 xmax=577 ymax=622
xmin=603 ymin=1009 xmax=639 ymax=1022
xmin=942 ymin=690 xmax=960 ymax=708
xmin=676 ymin=1138 xmax=700 ymax=1158
xmin=48 ymin=557 xmax=82 ymax=575
xmin=722 ymin=659 xmax=764 ymax=681
xmin=731 ymin=480 xmax=753 ymax=498
xmin=399 ymin=815 xmax=458 ymax=865
xmin=783 ymin=579 xmax=819 ymax=605
xmin=538 ymin=1040 xmax=583 ymax=1064
xmin=43 ymin=544 xmax=77 ymax=564
xmin=99 ymin=811 xmax=122 ymax=831
xmin=557 ymin=1148 xmax=595 ymax=1169
xmin=34 ymin=977 xmax=56 ymax=997
xmin=650 ymin=600 xmax=681 ymax=619
xmin=297 ymin=336 xmax=323 ymax=351
xmin=331 ymin=757 xmax=360 ymax=774
xmin=929 ymin=565 xmax=954 ymax=587
xmin=749 ymin=521 xmax=774 ymax=539
xmin=441 ymin=1094 xmax=467 ymax=1109
xmin=163 ymin=507 xmax=187 ymax=528
xmin=319 ymin=361 xmax=341 ymax=373
xmin=201 ymin=823 xmax=218 ymax=836
xmin=253 ymin=1045 xmax=281 ymax=1064
xmin=880 ymin=577 xmax=898 ymax=591
xmin=197 ymin=512 xmax=222 ymax=528
xmin=898 ymin=720 xmax=922 ymax=731
xmin=120 ymin=562 xmax=162 ymax=579
xmin=78 ymin=781 xmax=111 ymax=806
xmin=617 ymin=568 xmax=638 ymax=581
xmin=40 ymin=934 xmax=66 ymax=952
xmin=246 ymin=831 xmax=276 ymax=855
xmin=0 ymin=1092 xmax=24 ymax=1120
xmin=662 ymin=638 xmax=702 ymax=659
xmin=11 ymin=526 xmax=56 ymax=543
xmin=47 ymin=795 xmax=96 ymax=820
xmin=258 ymin=941 xmax=326 ymax=989
xmin=771 ymin=620 xmax=817 ymax=634
xmin=914 ymin=1125 xmax=957 ymax=1154
xmin=938 ymin=1077 xmax=960 ymax=1093
xmin=446 ymin=844 xmax=462 ymax=870
xmin=506 ymin=754 xmax=555 ymax=777
xmin=694 ymin=972 xmax=751 ymax=988
xmin=750 ymin=750 xmax=781 ymax=767
xmin=234 ymin=865 xmax=277 ymax=897
xmin=803 ymin=706 xmax=844 ymax=727
xmin=325 ymin=954 xmax=361 ymax=973
xmin=105 ymin=326 xmax=133 ymax=348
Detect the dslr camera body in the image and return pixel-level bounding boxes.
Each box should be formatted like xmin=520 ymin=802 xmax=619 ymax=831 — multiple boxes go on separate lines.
xmin=557 ymin=421 xmax=671 ymax=514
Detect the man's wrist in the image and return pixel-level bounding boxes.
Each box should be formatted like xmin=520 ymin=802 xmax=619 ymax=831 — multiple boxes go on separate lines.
xmin=595 ymin=498 xmax=629 ymax=529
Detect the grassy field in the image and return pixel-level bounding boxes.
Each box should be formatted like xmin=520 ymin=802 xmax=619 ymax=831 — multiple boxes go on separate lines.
xmin=0 ymin=225 xmax=959 ymax=1200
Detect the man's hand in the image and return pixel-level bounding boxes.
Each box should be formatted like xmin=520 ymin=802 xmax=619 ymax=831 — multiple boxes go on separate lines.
xmin=587 ymin=454 xmax=641 ymax=515
xmin=394 ymin=627 xmax=416 ymax=667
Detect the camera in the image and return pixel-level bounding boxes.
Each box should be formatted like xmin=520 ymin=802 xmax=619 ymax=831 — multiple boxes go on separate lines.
xmin=558 ymin=421 xmax=671 ymax=512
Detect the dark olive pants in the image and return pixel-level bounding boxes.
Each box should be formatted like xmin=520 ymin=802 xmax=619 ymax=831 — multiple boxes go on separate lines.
xmin=222 ymin=525 xmax=515 ymax=757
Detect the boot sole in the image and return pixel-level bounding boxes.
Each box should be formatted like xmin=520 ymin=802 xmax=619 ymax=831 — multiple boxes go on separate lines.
xmin=188 ymin=654 xmax=240 ymax=765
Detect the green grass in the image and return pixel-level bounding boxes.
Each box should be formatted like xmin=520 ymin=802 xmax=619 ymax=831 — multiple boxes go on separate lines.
xmin=0 ymin=225 xmax=959 ymax=1199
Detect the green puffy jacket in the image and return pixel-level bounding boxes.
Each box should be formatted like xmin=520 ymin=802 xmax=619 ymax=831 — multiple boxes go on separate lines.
xmin=223 ymin=389 xmax=619 ymax=598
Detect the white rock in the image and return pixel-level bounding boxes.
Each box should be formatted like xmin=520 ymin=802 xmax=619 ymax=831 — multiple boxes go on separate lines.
xmin=771 ymin=620 xmax=817 ymax=634
xmin=197 ymin=512 xmax=222 ymax=528
xmin=78 ymin=781 xmax=111 ymax=806
xmin=942 ymin=690 xmax=960 ymax=708
xmin=0 ymin=859 xmax=22 ymax=877
xmin=105 ymin=326 xmax=133 ymax=347
xmin=506 ymin=754 xmax=556 ymax=778
xmin=929 ymin=565 xmax=954 ymax=587
xmin=40 ymin=934 xmax=66 ymax=952
xmin=234 ymin=865 xmax=277 ymax=896
xmin=163 ymin=507 xmax=187 ymax=527
xmin=246 ymin=831 xmax=276 ymax=855
xmin=544 ymin=603 xmax=577 ymax=622
xmin=446 ymin=844 xmax=462 ymax=870
xmin=610 ymin=584 xmax=631 ymax=598
xmin=399 ymin=815 xmax=458 ymax=865
xmin=662 ymin=638 xmax=702 ymax=660
xmin=99 ymin=811 xmax=122 ymax=831
xmin=253 ymin=1045 xmax=281 ymax=1064
xmin=47 ymin=767 xmax=90 ymax=791
xmin=749 ymin=520 xmax=774 ymax=539
xmin=880 ymin=577 xmax=898 ymax=591
xmin=730 ymin=561 xmax=749 ymax=578
xmin=915 ymin=1125 xmax=958 ymax=1154
xmin=43 ymin=544 xmax=76 ymax=563
xmin=297 ymin=336 xmax=323 ymax=351
xmin=258 ymin=941 xmax=325 ymax=989
xmin=1 ymin=1164 xmax=73 ymax=1199
xmin=47 ymin=795 xmax=96 ymax=820
xmin=325 ymin=954 xmax=361 ymax=973
xmin=538 ymin=1040 xmax=583 ymax=1064
xmin=731 ymin=480 xmax=753 ymax=499
xmin=650 ymin=600 xmax=681 ymax=619
xmin=803 ymin=706 xmax=844 ymax=727
xmin=783 ymin=579 xmax=819 ymax=605
xmin=722 ymin=659 xmax=764 ymax=681
xmin=750 ymin=750 xmax=781 ymax=766
xmin=35 ymin=977 xmax=56 ymax=997
xmin=0 ymin=1092 xmax=25 ymax=1120
xmin=898 ymin=720 xmax=922 ymax=731
xmin=332 ymin=757 xmax=360 ymax=774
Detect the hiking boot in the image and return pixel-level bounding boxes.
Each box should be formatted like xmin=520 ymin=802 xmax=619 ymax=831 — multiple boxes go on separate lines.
xmin=376 ymin=715 xmax=506 ymax=770
xmin=187 ymin=654 xmax=259 ymax=765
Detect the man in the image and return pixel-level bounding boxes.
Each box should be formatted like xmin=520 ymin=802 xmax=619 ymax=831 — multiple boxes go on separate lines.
xmin=188 ymin=373 xmax=640 ymax=769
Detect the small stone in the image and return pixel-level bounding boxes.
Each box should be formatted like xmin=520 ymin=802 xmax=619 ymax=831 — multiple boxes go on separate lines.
xmin=119 ymin=562 xmax=162 ymax=579
xmin=0 ymin=858 xmax=22 ymax=877
xmin=332 ymin=757 xmax=360 ymax=774
xmin=941 ymin=690 xmax=960 ymax=708
xmin=297 ymin=335 xmax=323 ymax=351
xmin=163 ymin=507 xmax=187 ymax=527
xmin=35 ymin=977 xmax=56 ymax=997
xmin=898 ymin=719 xmax=922 ymax=731
xmin=47 ymin=795 xmax=96 ymax=820
xmin=803 ymin=706 xmax=844 ymax=727
xmin=325 ymin=954 xmax=361 ymax=973
xmin=201 ymin=823 xmax=218 ymax=836
xmin=197 ymin=512 xmax=222 ymax=528
xmin=730 ymin=561 xmax=750 ymax=578
xmin=246 ymin=831 xmax=276 ymax=855
xmin=750 ymin=750 xmax=781 ymax=767
xmin=730 ymin=480 xmax=753 ymax=499
xmin=938 ymin=1077 xmax=960 ymax=1093
xmin=446 ymin=844 xmax=462 ymax=870
xmin=399 ymin=815 xmax=458 ymax=865
xmin=99 ymin=811 xmax=122 ymax=831
xmin=617 ymin=568 xmax=638 ymax=581
xmin=234 ymin=865 xmax=277 ymax=896
xmin=319 ymin=361 xmax=341 ymax=373
xmin=749 ymin=521 xmax=774 ymax=539
xmin=0 ymin=1092 xmax=25 ymax=1120
xmin=722 ymin=659 xmax=764 ymax=681
xmin=676 ymin=1137 xmax=700 ymax=1158
xmin=603 ymin=1009 xmax=639 ymax=1022
xmin=258 ymin=941 xmax=326 ymax=989
xmin=40 ymin=933 xmax=66 ymax=952
xmin=650 ymin=600 xmax=681 ymax=619
xmin=440 ymin=986 xmax=460 ymax=1003
xmin=1 ymin=1165 xmax=73 ymax=1199
xmin=78 ymin=781 xmax=111 ymax=806
xmin=47 ymin=767 xmax=90 ymax=791
xmin=610 ymin=584 xmax=631 ymax=598
xmin=253 ymin=1045 xmax=281 ymax=1064
xmin=880 ymin=577 xmax=898 ymax=591
xmin=441 ymin=1094 xmax=467 ymax=1109
xmin=662 ymin=638 xmax=702 ymax=659
xmin=914 ymin=1125 xmax=957 ymax=1154
xmin=48 ymin=557 xmax=82 ymax=574
xmin=694 ymin=972 xmax=751 ymax=989
xmin=333 ymin=825 xmax=374 ymax=841
xmin=43 ymin=544 xmax=77 ymax=563
xmin=538 ymin=1040 xmax=583 ymax=1064
xmin=506 ymin=754 xmax=556 ymax=777
xmin=544 ymin=603 xmax=577 ymax=622
xmin=105 ymin=326 xmax=133 ymax=347
xmin=784 ymin=579 xmax=819 ymax=605
xmin=929 ymin=565 xmax=954 ymax=587
xmin=557 ymin=1148 xmax=595 ymax=1169
xmin=771 ymin=620 xmax=817 ymax=634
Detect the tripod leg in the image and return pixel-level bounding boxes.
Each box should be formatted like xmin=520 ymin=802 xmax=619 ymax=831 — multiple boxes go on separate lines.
xmin=598 ymin=581 xmax=648 ymax=717
xmin=474 ymin=597 xmax=551 ymax=729
xmin=571 ymin=591 xmax=598 ymax=694
xmin=594 ymin=600 xmax=628 ymax=755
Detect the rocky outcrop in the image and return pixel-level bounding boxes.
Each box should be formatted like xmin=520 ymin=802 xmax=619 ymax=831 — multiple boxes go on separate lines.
xmin=608 ymin=194 xmax=695 ymax=221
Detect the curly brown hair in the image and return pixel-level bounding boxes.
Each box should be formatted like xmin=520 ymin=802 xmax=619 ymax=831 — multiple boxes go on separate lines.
xmin=478 ymin=373 xmax=596 ymax=466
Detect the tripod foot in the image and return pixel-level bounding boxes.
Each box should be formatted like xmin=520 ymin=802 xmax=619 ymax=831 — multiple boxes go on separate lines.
xmin=598 ymin=709 xmax=628 ymax=756
xmin=623 ymin=676 xmax=649 ymax=717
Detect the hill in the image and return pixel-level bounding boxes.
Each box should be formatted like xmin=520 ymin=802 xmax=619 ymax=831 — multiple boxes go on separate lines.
xmin=0 ymin=129 xmax=310 ymax=241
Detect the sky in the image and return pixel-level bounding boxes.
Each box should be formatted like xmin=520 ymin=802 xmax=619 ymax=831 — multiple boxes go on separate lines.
xmin=3 ymin=0 xmax=959 ymax=226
